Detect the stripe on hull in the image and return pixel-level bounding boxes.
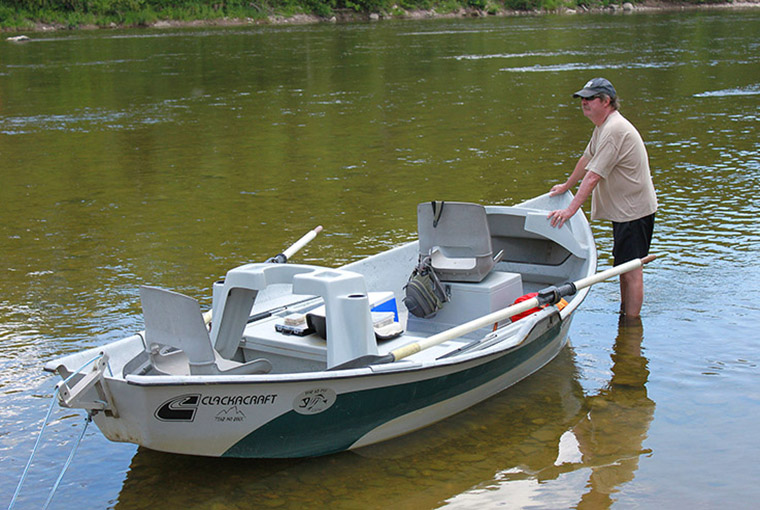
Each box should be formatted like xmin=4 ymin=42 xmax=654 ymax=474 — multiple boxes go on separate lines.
xmin=222 ymin=317 xmax=563 ymax=458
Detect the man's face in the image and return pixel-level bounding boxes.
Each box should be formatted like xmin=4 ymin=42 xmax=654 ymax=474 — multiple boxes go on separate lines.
xmin=581 ymin=95 xmax=609 ymax=122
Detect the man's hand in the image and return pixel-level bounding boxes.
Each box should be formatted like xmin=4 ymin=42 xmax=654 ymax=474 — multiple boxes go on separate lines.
xmin=549 ymin=183 xmax=569 ymax=196
xmin=547 ymin=208 xmax=574 ymax=228
xmin=547 ymin=167 xmax=600 ymax=228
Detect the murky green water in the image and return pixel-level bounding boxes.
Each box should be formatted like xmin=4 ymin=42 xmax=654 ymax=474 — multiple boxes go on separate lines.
xmin=2 ymin=9 xmax=759 ymax=509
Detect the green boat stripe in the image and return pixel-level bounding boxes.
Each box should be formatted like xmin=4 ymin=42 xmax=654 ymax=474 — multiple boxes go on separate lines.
xmin=222 ymin=319 xmax=562 ymax=458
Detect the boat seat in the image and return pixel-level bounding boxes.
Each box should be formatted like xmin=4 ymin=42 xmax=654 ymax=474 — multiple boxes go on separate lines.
xmin=417 ymin=201 xmax=496 ymax=283
xmin=140 ymin=285 xmax=272 ymax=376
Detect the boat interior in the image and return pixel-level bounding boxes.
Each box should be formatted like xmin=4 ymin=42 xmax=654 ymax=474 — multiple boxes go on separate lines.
xmin=113 ymin=197 xmax=593 ymax=379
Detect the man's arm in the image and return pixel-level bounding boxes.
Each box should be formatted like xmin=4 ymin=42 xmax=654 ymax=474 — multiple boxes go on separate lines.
xmin=550 ymin=155 xmax=590 ymax=196
xmin=547 ymin=169 xmax=602 ymax=228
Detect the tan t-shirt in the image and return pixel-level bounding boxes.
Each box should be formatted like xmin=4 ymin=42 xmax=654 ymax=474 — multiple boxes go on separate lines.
xmin=583 ymin=111 xmax=658 ymax=222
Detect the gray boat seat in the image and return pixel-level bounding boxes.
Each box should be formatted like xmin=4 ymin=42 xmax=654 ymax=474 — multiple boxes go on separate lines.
xmin=140 ymin=285 xmax=272 ymax=376
xmin=417 ymin=201 xmax=496 ymax=283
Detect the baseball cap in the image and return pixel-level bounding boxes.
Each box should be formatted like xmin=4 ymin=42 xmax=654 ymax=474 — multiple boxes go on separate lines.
xmin=573 ymin=78 xmax=617 ymax=99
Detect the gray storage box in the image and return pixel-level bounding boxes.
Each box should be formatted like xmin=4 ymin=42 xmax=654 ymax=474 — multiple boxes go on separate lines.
xmin=429 ymin=271 xmax=523 ymax=329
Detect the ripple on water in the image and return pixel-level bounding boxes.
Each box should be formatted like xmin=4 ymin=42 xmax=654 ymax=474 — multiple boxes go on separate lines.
xmin=450 ymin=50 xmax=585 ymax=61
xmin=694 ymin=84 xmax=760 ymax=98
xmin=499 ymin=61 xmax=679 ymax=73
xmin=0 ymin=107 xmax=175 ymax=135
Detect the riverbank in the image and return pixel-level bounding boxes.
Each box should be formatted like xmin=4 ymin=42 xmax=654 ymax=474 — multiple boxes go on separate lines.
xmin=3 ymin=0 xmax=760 ymax=35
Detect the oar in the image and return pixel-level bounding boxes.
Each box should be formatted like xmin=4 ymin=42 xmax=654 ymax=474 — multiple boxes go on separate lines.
xmin=203 ymin=225 xmax=324 ymax=325
xmin=266 ymin=225 xmax=324 ymax=264
xmin=330 ymin=255 xmax=657 ymax=370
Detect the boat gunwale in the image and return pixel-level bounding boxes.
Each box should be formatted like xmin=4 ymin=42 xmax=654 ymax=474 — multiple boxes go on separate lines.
xmin=121 ymin=304 xmax=572 ymax=388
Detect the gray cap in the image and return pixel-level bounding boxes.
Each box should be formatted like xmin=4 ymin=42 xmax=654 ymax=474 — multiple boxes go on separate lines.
xmin=573 ymin=78 xmax=617 ymax=99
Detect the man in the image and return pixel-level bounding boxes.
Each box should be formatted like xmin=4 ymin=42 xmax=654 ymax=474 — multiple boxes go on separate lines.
xmin=547 ymin=78 xmax=657 ymax=318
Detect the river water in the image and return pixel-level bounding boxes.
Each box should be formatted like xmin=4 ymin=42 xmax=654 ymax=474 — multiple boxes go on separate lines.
xmin=1 ymin=9 xmax=759 ymax=509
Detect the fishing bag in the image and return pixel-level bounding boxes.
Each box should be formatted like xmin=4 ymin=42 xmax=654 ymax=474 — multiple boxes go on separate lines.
xmin=403 ymin=256 xmax=449 ymax=319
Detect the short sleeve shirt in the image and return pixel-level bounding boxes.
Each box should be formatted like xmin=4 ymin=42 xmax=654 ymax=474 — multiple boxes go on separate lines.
xmin=583 ymin=111 xmax=658 ymax=222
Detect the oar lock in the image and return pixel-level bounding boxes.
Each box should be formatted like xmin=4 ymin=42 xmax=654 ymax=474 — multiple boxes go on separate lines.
xmin=536 ymin=282 xmax=577 ymax=307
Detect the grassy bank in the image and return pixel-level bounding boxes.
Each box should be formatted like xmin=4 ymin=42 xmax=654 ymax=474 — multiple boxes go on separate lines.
xmin=0 ymin=0 xmax=749 ymax=31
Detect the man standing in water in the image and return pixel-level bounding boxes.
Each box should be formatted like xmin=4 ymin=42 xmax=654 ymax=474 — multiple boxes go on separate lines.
xmin=547 ymin=78 xmax=657 ymax=318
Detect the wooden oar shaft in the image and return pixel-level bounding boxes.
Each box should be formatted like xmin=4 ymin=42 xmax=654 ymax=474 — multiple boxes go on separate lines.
xmin=572 ymin=254 xmax=655 ymax=292
xmin=389 ymin=255 xmax=656 ymax=363
xmin=390 ymin=297 xmax=541 ymax=361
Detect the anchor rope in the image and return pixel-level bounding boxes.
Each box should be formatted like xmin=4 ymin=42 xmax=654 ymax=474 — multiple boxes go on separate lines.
xmin=8 ymin=354 xmax=103 ymax=510
xmin=42 ymin=414 xmax=92 ymax=510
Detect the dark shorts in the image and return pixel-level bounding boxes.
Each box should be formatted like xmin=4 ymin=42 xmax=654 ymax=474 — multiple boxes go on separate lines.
xmin=612 ymin=213 xmax=655 ymax=266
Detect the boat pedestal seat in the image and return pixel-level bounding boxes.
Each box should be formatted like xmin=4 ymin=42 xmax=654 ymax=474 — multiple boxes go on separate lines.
xmin=417 ymin=201 xmax=496 ymax=283
xmin=484 ymin=205 xmax=589 ymax=259
xmin=140 ymin=285 xmax=272 ymax=376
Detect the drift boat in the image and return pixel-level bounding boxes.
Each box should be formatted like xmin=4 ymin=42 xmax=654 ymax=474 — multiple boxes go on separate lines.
xmin=45 ymin=192 xmax=603 ymax=458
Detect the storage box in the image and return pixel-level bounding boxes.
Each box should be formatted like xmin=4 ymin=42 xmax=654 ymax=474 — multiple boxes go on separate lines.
xmin=429 ymin=271 xmax=523 ymax=328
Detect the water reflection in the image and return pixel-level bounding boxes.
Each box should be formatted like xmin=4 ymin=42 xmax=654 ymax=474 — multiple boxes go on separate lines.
xmin=442 ymin=317 xmax=654 ymax=509
xmin=572 ymin=316 xmax=654 ymax=509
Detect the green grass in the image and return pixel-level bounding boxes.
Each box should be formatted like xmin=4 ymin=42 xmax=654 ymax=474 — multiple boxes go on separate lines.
xmin=0 ymin=1 xmax=733 ymax=31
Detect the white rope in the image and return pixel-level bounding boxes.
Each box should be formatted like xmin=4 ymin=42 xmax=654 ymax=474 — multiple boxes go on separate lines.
xmin=42 ymin=414 xmax=92 ymax=510
xmin=8 ymin=354 xmax=102 ymax=510
xmin=8 ymin=391 xmax=58 ymax=510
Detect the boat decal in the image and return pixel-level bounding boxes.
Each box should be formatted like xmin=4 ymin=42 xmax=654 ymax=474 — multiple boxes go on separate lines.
xmin=222 ymin=318 xmax=563 ymax=458
xmin=155 ymin=394 xmax=200 ymax=422
xmin=155 ymin=393 xmax=278 ymax=423
xmin=200 ymin=394 xmax=278 ymax=406
xmin=215 ymin=406 xmax=246 ymax=423
xmin=293 ymin=388 xmax=337 ymax=415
